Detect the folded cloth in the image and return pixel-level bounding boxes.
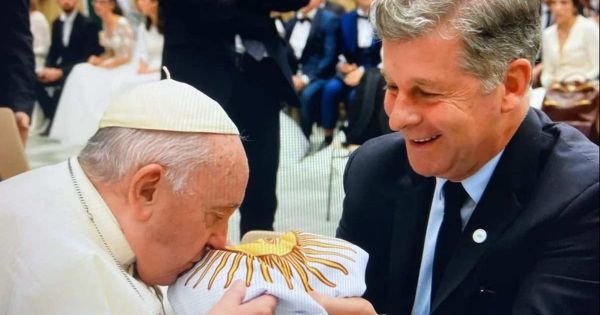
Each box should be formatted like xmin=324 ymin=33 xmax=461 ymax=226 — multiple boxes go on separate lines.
xmin=168 ymin=231 xmax=369 ymax=315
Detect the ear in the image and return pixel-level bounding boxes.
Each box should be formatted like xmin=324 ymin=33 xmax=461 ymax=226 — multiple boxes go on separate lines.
xmin=500 ymin=58 xmax=531 ymax=113
xmin=128 ymin=164 xmax=166 ymax=222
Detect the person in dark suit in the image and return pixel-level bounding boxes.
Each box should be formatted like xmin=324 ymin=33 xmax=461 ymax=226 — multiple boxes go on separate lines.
xmin=35 ymin=0 xmax=102 ymax=126
xmin=0 ymin=0 xmax=36 ymax=144
xmin=285 ymin=0 xmax=339 ymax=144
xmin=161 ymin=0 xmax=305 ymax=237
xmin=336 ymin=0 xmax=599 ymax=314
xmin=320 ymin=0 xmax=381 ymax=149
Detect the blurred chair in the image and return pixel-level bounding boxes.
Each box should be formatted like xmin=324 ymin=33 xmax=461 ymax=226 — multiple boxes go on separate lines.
xmin=0 ymin=107 xmax=30 ymax=180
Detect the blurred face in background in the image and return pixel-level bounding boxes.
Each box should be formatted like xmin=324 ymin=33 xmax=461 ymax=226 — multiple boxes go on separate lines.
xmin=356 ymin=0 xmax=373 ymax=11
xmin=136 ymin=0 xmax=157 ymax=17
xmin=93 ymin=0 xmax=116 ymax=18
xmin=58 ymin=0 xmax=78 ymax=13
xmin=549 ymin=0 xmax=578 ymax=25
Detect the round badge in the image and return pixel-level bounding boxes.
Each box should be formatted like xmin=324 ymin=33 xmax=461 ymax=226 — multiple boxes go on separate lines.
xmin=472 ymin=229 xmax=487 ymax=244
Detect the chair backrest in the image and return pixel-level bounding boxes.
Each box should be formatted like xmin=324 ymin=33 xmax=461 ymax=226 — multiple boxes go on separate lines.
xmin=0 ymin=107 xmax=29 ymax=180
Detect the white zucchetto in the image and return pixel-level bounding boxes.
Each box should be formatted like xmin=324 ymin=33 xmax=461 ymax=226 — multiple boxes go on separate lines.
xmin=99 ymin=79 xmax=239 ymax=135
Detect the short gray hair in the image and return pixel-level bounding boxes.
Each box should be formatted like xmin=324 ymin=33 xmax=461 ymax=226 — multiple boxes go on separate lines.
xmin=78 ymin=127 xmax=215 ymax=193
xmin=372 ymin=0 xmax=540 ymax=91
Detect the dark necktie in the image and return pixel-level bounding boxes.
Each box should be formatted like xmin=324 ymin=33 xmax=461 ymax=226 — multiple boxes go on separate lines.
xmin=431 ymin=181 xmax=468 ymax=299
xmin=357 ymin=14 xmax=369 ymax=20
xmin=298 ymin=17 xmax=311 ymax=24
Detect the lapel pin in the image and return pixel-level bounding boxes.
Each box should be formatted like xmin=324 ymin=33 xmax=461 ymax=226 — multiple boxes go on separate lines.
xmin=472 ymin=229 xmax=487 ymax=244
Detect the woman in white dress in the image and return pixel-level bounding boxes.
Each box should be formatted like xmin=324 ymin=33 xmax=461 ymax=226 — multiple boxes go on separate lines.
xmin=541 ymin=0 xmax=599 ymax=88
xmin=50 ymin=0 xmax=163 ymax=145
xmin=29 ymin=0 xmax=50 ymax=73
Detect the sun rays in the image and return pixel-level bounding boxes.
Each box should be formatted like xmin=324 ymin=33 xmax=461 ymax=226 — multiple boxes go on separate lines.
xmin=184 ymin=231 xmax=357 ymax=292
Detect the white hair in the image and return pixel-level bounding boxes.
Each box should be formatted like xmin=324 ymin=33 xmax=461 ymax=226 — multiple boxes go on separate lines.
xmin=78 ymin=127 xmax=215 ymax=193
xmin=372 ymin=0 xmax=541 ymax=91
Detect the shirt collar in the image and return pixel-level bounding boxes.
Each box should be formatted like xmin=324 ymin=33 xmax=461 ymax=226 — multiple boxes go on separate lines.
xmin=435 ymin=150 xmax=504 ymax=204
xmin=60 ymin=10 xmax=78 ymax=23
xmin=69 ymin=157 xmax=136 ymax=269
xmin=357 ymin=7 xmax=368 ymax=18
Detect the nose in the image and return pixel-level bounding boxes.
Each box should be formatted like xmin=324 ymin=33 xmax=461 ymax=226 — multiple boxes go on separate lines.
xmin=206 ymin=224 xmax=228 ymax=250
xmin=385 ymin=91 xmax=421 ymax=131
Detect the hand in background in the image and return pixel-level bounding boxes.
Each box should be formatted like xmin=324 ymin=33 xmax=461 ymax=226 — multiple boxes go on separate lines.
xmin=207 ymin=280 xmax=277 ymax=315
xmin=343 ymin=67 xmax=364 ymax=87
xmin=14 ymin=111 xmax=30 ymax=145
xmin=37 ymin=68 xmax=63 ymax=83
xmin=310 ymin=290 xmax=376 ymax=315
xmin=88 ymin=55 xmax=101 ymax=65
xmin=292 ymin=75 xmax=307 ymax=92
xmin=338 ymin=62 xmax=358 ymax=75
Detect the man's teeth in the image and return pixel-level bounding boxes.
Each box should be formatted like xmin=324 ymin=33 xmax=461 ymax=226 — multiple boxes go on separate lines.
xmin=413 ymin=135 xmax=440 ymax=143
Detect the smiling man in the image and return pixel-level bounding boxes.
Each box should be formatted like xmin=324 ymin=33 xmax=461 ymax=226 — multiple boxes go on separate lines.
xmin=0 ymin=79 xmax=279 ymax=314
xmin=336 ymin=0 xmax=599 ymax=314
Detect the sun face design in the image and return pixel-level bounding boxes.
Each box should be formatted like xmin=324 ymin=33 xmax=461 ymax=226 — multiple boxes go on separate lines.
xmin=184 ymin=231 xmax=357 ymax=292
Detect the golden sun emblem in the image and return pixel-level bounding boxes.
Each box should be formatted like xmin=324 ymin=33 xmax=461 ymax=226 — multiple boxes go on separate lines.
xmin=184 ymin=231 xmax=357 ymax=292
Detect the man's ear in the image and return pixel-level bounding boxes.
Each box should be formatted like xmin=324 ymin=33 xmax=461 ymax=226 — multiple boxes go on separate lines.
xmin=128 ymin=164 xmax=165 ymax=222
xmin=501 ymin=58 xmax=532 ymax=113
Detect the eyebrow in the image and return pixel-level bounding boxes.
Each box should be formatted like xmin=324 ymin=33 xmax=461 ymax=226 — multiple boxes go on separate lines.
xmin=381 ymin=69 xmax=444 ymax=89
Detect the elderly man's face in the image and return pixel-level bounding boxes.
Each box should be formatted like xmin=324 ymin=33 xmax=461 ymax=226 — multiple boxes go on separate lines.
xmin=382 ymin=31 xmax=506 ymax=181
xmin=134 ymin=135 xmax=249 ymax=285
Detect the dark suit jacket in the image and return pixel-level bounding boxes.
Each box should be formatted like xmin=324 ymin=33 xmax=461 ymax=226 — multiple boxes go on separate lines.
xmin=46 ymin=12 xmax=102 ymax=79
xmin=337 ymin=108 xmax=599 ymax=315
xmin=285 ymin=9 xmax=339 ymax=82
xmin=338 ymin=10 xmax=381 ymax=69
xmin=0 ymin=0 xmax=36 ymax=115
xmin=161 ymin=0 xmax=306 ymax=108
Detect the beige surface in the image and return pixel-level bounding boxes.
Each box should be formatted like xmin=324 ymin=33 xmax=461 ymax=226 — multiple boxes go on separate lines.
xmin=0 ymin=108 xmax=30 ymax=180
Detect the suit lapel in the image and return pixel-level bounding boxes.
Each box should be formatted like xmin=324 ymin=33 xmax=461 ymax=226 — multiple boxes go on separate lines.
xmin=301 ymin=9 xmax=322 ymax=62
xmin=431 ymin=109 xmax=547 ymax=312
xmin=67 ymin=13 xmax=83 ymax=49
xmin=342 ymin=12 xmax=358 ymax=55
xmin=387 ymin=170 xmax=435 ymax=313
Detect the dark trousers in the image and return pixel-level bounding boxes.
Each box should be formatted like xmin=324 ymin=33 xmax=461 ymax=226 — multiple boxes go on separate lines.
xmin=227 ymin=54 xmax=282 ymax=237
xmin=35 ymin=80 xmax=62 ymax=120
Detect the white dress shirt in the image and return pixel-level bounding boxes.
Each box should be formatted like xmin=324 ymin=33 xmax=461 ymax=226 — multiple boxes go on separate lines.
xmin=541 ymin=15 xmax=600 ymax=87
xmin=289 ymin=9 xmax=318 ymax=60
xmin=356 ymin=8 xmax=374 ymax=48
xmin=411 ymin=151 xmax=504 ymax=315
xmin=60 ymin=11 xmax=78 ymax=47
xmin=30 ymin=11 xmax=50 ymax=72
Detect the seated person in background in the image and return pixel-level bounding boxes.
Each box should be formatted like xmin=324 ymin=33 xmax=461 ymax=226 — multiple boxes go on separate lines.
xmin=35 ymin=0 xmax=102 ymax=131
xmin=0 ymin=79 xmax=264 ymax=314
xmin=337 ymin=0 xmax=599 ymax=314
xmin=50 ymin=0 xmax=163 ymax=145
xmin=320 ymin=0 xmax=380 ymax=149
xmin=541 ymin=0 xmax=599 ymax=88
xmin=286 ymin=0 xmax=339 ymax=143
xmin=135 ymin=0 xmax=162 ymax=75
xmin=29 ymin=0 xmax=50 ymax=73
xmin=87 ymin=0 xmax=134 ymax=69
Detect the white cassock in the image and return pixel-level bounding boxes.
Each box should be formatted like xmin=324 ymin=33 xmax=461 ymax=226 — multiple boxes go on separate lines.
xmin=0 ymin=158 xmax=165 ymax=314
xmin=168 ymin=231 xmax=369 ymax=315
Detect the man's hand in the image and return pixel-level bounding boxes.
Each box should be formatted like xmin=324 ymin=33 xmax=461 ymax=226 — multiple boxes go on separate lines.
xmin=338 ymin=62 xmax=358 ymax=75
xmin=88 ymin=55 xmax=101 ymax=65
xmin=38 ymin=67 xmax=63 ymax=83
xmin=309 ymin=290 xmax=376 ymax=315
xmin=14 ymin=111 xmax=30 ymax=145
xmin=207 ymin=280 xmax=277 ymax=315
xmin=292 ymin=75 xmax=307 ymax=92
xmin=343 ymin=67 xmax=364 ymax=87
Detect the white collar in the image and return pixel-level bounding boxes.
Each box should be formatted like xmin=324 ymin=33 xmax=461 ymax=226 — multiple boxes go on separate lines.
xmin=69 ymin=157 xmax=136 ymax=269
xmin=60 ymin=10 xmax=78 ymax=23
xmin=435 ymin=149 xmax=504 ymax=204
xmin=297 ymin=8 xmax=318 ymax=21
